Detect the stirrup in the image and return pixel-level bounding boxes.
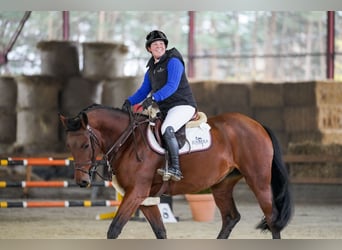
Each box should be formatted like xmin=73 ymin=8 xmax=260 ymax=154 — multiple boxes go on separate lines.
xmin=157 ymin=168 xmax=171 ymax=181
xmin=157 ymin=168 xmax=183 ymax=181
xmin=168 ymin=168 xmax=183 ymax=181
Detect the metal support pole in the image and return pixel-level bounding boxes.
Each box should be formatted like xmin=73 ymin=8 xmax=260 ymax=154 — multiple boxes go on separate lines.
xmin=62 ymin=11 xmax=70 ymax=40
xmin=326 ymin=11 xmax=335 ymax=79
xmin=188 ymin=11 xmax=195 ymax=78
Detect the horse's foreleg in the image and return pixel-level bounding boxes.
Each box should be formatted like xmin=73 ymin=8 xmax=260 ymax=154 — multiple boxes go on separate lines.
xmin=139 ymin=205 xmax=167 ymax=239
xmin=107 ymin=196 xmax=142 ymax=239
xmin=107 ymin=213 xmax=129 ymax=239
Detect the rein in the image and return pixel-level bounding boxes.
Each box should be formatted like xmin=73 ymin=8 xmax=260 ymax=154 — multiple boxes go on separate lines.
xmin=77 ymin=111 xmax=150 ymax=182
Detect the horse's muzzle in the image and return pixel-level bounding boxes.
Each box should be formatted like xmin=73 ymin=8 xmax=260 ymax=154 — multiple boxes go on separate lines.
xmin=78 ymin=179 xmax=91 ymax=188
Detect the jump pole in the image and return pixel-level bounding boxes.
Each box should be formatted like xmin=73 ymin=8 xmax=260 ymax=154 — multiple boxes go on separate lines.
xmin=96 ymin=192 xmax=123 ymax=220
xmin=0 ymin=157 xmax=73 ymax=167
xmin=0 ymin=200 xmax=121 ymax=208
xmin=0 ymin=180 xmax=112 ymax=188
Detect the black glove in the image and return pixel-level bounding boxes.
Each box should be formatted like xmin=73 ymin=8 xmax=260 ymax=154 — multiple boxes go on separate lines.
xmin=142 ymin=97 xmax=154 ymax=110
xmin=122 ymin=99 xmax=131 ymax=112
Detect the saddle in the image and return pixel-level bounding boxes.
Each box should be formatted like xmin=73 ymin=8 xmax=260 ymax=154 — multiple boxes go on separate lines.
xmin=149 ymin=110 xmax=210 ymax=151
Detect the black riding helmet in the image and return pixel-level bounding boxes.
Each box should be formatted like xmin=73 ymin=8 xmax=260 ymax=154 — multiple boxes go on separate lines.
xmin=145 ymin=30 xmax=168 ymax=49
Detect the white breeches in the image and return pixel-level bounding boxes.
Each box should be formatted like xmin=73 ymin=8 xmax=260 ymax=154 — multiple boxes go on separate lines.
xmin=161 ymin=105 xmax=196 ymax=134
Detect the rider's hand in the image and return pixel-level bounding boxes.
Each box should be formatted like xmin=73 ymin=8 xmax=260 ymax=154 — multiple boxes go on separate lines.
xmin=142 ymin=97 xmax=154 ymax=110
xmin=122 ymin=99 xmax=131 ymax=112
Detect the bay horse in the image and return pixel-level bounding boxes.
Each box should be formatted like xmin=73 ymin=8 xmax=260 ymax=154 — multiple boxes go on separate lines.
xmin=59 ymin=103 xmax=292 ymax=239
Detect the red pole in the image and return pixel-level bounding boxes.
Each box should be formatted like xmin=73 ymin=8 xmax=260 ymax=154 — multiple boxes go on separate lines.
xmin=0 ymin=11 xmax=31 ymax=65
xmin=62 ymin=11 xmax=70 ymax=40
xmin=326 ymin=11 xmax=335 ymax=79
xmin=188 ymin=11 xmax=195 ymax=78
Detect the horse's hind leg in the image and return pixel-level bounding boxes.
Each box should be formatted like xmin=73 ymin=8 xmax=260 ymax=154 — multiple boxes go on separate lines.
xmin=139 ymin=205 xmax=167 ymax=239
xmin=244 ymin=169 xmax=280 ymax=239
xmin=212 ymin=174 xmax=242 ymax=239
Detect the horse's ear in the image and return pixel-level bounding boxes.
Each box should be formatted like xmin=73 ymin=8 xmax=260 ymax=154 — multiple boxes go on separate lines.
xmin=59 ymin=113 xmax=68 ymax=129
xmin=80 ymin=112 xmax=88 ymax=129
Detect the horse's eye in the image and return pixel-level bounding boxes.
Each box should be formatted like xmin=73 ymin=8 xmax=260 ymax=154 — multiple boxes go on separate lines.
xmin=83 ymin=144 xmax=89 ymax=149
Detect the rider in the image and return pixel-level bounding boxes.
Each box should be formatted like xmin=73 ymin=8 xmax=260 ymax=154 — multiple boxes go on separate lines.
xmin=122 ymin=30 xmax=197 ymax=181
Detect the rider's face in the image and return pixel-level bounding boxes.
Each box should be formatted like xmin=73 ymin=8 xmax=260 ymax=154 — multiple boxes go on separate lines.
xmin=148 ymin=40 xmax=166 ymax=61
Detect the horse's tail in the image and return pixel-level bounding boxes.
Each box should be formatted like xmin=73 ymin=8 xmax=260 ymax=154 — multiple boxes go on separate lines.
xmin=257 ymin=126 xmax=293 ymax=232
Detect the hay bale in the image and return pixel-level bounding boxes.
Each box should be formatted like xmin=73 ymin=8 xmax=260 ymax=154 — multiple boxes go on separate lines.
xmin=16 ymin=109 xmax=60 ymax=153
xmin=316 ymin=80 xmax=342 ymax=105
xmin=317 ymin=105 xmax=342 ymax=130
xmin=190 ymin=80 xmax=218 ymax=116
xmin=14 ymin=75 xmax=61 ymax=154
xmin=287 ymin=142 xmax=342 ymax=180
xmin=82 ymin=42 xmax=128 ymax=80
xmin=284 ymin=80 xmax=342 ymax=106
xmin=216 ymin=82 xmax=250 ymax=107
xmin=0 ymin=76 xmax=17 ymax=107
xmin=101 ymin=76 xmax=141 ymax=108
xmin=0 ymin=76 xmax=17 ymax=145
xmin=37 ymin=40 xmax=80 ymax=77
xmin=215 ymin=82 xmax=252 ymax=116
xmin=60 ymin=77 xmax=103 ymax=116
xmin=250 ymin=82 xmax=284 ymax=107
xmin=253 ymin=107 xmax=284 ymax=131
xmin=284 ymin=106 xmax=318 ymax=132
xmin=0 ymin=109 xmax=16 ymax=142
xmin=284 ymin=105 xmax=342 ymax=133
xmin=16 ymin=75 xmax=61 ymax=109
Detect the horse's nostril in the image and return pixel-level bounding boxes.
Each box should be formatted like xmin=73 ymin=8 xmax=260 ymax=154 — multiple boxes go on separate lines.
xmin=79 ymin=180 xmax=89 ymax=188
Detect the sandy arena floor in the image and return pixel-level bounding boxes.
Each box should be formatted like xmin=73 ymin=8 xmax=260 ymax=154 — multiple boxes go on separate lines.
xmin=1 ymin=195 xmax=341 ymax=239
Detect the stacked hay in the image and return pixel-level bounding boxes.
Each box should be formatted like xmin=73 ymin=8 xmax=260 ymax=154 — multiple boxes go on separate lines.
xmin=15 ymin=75 xmax=62 ymax=154
xmin=190 ymin=80 xmax=252 ymax=117
xmin=288 ymin=142 xmax=342 ymax=182
xmin=250 ymin=82 xmax=287 ymax=151
xmin=215 ymin=82 xmax=252 ymax=116
xmin=0 ymin=76 xmax=17 ymax=153
xmin=37 ymin=41 xmax=80 ymax=78
xmin=60 ymin=77 xmax=103 ymax=117
xmin=284 ymin=81 xmax=342 ymax=183
xmin=189 ymin=80 xmax=218 ymax=116
xmin=82 ymin=42 xmax=128 ymax=80
xmin=284 ymin=81 xmax=342 ymax=144
xmin=101 ymin=76 xmax=141 ymax=108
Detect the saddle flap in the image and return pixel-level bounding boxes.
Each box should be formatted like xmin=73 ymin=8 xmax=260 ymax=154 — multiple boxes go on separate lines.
xmin=147 ymin=112 xmax=212 ymax=155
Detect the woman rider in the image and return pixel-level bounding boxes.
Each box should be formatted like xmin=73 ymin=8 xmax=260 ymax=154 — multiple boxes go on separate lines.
xmin=122 ymin=30 xmax=197 ymax=181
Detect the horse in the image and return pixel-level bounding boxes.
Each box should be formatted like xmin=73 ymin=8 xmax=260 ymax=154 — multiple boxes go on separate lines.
xmin=59 ymin=103 xmax=292 ymax=239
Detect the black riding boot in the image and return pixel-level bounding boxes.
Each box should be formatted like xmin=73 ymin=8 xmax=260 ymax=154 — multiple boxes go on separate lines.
xmin=159 ymin=126 xmax=183 ymax=181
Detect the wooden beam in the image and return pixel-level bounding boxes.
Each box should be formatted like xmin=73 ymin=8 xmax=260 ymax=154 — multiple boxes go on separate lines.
xmin=284 ymin=154 xmax=342 ymax=163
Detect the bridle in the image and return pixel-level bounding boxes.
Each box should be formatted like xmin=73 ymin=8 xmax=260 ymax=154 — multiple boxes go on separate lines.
xmin=73 ymin=110 xmax=150 ymax=182
xmin=72 ymin=124 xmax=106 ymax=181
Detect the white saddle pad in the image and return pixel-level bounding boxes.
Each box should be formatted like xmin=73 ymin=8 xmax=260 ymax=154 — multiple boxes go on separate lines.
xmin=147 ymin=122 xmax=212 ymax=155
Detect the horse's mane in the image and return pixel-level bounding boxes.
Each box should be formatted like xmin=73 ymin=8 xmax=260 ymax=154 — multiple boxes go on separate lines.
xmin=81 ymin=103 xmax=122 ymax=114
xmin=64 ymin=103 xmax=124 ymax=131
xmin=63 ymin=103 xmax=148 ymax=132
